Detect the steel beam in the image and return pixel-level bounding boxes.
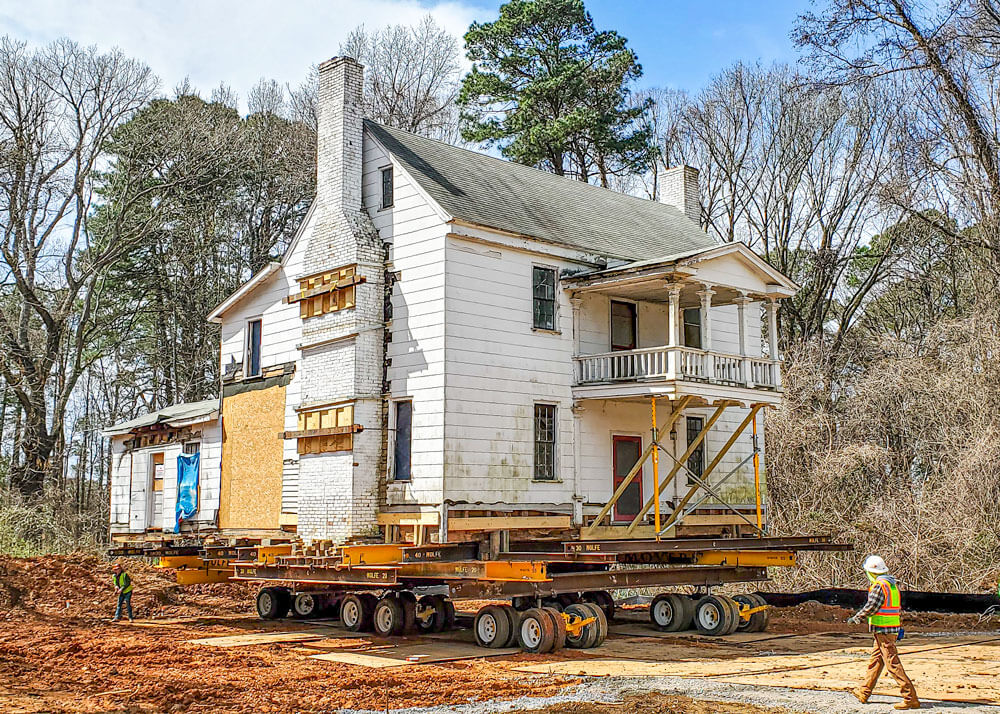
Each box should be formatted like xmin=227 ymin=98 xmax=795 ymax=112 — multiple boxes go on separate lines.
xmin=565 ymin=535 xmax=844 ymax=554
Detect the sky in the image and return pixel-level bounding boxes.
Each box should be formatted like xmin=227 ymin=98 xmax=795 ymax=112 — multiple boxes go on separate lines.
xmin=1 ymin=0 xmax=810 ymax=109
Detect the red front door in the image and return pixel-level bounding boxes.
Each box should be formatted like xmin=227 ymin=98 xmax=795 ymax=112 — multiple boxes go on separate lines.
xmin=612 ymin=435 xmax=643 ymax=523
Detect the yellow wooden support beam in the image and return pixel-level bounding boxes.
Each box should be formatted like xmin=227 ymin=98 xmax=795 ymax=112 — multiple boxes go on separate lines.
xmin=583 ymin=395 xmax=692 ymax=537
xmin=376 ymin=511 xmax=440 ymax=526
xmin=692 ymin=550 xmax=795 ymax=568
xmin=624 ymin=400 xmax=735 ymax=535
xmin=659 ymin=403 xmax=766 ymax=534
xmin=340 ymin=544 xmax=405 ymax=566
xmin=448 ymin=515 xmax=571 ymax=531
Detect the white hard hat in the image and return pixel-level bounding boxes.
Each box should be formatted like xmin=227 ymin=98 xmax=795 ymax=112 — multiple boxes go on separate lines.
xmin=863 ymin=555 xmax=888 ymax=574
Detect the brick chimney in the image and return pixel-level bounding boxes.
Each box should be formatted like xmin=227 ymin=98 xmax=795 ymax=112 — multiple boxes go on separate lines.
xmin=657 ymin=165 xmax=701 ymax=226
xmin=317 ymin=56 xmax=364 ymax=214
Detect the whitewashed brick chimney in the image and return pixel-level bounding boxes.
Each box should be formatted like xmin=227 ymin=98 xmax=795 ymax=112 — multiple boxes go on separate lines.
xmin=658 ymin=165 xmax=701 ymax=226
xmin=298 ymin=56 xmax=386 ymax=544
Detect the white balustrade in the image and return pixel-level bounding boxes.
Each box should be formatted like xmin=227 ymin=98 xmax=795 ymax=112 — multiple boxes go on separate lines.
xmin=574 ymin=346 xmax=781 ymax=391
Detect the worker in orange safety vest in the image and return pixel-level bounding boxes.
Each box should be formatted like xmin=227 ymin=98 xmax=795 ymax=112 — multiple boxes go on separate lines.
xmin=847 ymin=555 xmax=920 ymax=710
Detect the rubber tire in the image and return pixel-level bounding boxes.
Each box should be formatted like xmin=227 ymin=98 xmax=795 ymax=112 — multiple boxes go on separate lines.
xmin=745 ymin=593 xmax=770 ymax=632
xmin=341 ymin=593 xmax=375 ymax=633
xmin=442 ymin=599 xmax=456 ymax=630
xmin=556 ymin=593 xmax=581 ymax=608
xmin=650 ymin=592 xmax=688 ymax=632
xmin=583 ymin=591 xmax=616 ymax=622
xmin=541 ymin=597 xmax=564 ymax=612
xmin=542 ymin=607 xmax=567 ymax=652
xmin=291 ymin=592 xmax=322 ymax=619
xmin=694 ymin=595 xmax=734 ymax=637
xmin=498 ymin=604 xmax=521 ymax=647
xmin=256 ymin=587 xmax=284 ymax=620
xmin=416 ymin=594 xmax=446 ymax=633
xmin=718 ymin=595 xmax=742 ymax=635
xmin=518 ymin=607 xmax=556 ymax=653
xmin=564 ymin=603 xmax=598 ymax=649
xmin=474 ymin=605 xmax=513 ymax=648
xmin=580 ymin=602 xmax=608 ymax=647
xmin=396 ymin=593 xmax=417 ymax=634
xmin=374 ymin=595 xmax=406 ymax=637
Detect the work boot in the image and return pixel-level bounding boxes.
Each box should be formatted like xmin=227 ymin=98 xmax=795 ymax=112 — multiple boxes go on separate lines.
xmin=893 ymin=702 xmax=920 ymax=710
xmin=850 ymin=688 xmax=869 ymax=704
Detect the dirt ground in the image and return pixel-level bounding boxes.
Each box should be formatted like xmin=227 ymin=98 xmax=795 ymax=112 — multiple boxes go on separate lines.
xmin=0 ymin=554 xmax=996 ymax=714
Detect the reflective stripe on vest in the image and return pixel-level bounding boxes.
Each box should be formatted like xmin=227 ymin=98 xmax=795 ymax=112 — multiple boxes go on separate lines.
xmin=868 ymin=578 xmax=900 ymax=627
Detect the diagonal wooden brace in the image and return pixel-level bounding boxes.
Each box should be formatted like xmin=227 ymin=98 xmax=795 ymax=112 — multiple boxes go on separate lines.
xmin=658 ymin=403 xmax=765 ymax=535
xmin=582 ymin=395 xmax=692 ymax=536
xmin=624 ymin=400 xmax=736 ymax=535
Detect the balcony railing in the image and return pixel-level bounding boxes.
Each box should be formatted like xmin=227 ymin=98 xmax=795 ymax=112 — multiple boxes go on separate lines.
xmin=574 ymin=345 xmax=780 ymax=390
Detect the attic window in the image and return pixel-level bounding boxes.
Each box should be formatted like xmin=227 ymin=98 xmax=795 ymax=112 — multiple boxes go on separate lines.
xmin=381 ymin=167 xmax=393 ymax=209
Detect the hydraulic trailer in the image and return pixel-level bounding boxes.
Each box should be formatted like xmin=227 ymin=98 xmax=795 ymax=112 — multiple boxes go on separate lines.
xmin=110 ymin=534 xmax=848 ymax=653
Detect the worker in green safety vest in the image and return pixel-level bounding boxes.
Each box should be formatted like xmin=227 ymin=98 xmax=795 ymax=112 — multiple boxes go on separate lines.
xmin=847 ymin=555 xmax=920 ymax=709
xmin=111 ymin=562 xmax=134 ymax=622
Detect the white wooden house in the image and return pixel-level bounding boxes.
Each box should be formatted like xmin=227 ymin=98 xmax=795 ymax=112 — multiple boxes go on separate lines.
xmin=106 ymin=56 xmax=797 ymax=544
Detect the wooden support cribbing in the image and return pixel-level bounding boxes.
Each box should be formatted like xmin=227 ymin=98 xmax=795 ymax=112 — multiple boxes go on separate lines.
xmin=658 ymin=403 xmax=766 ymax=535
xmin=583 ymin=395 xmax=692 ymax=537
xmin=624 ymin=400 xmax=735 ymax=536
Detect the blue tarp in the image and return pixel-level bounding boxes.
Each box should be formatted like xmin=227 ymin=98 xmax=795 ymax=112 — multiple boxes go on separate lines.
xmin=175 ymin=452 xmax=200 ymax=533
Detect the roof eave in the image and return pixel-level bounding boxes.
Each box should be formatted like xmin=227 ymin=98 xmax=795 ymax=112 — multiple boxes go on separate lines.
xmin=207 ymin=262 xmax=281 ymax=324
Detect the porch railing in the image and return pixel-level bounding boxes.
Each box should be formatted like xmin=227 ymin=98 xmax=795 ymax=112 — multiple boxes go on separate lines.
xmin=574 ymin=345 xmax=780 ymax=390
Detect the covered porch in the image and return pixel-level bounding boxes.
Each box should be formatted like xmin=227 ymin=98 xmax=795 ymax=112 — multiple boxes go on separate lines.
xmin=564 ymin=243 xmax=797 ymax=398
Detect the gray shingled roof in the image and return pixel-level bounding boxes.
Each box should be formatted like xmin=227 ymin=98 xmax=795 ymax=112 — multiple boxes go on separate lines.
xmin=365 ymin=121 xmax=718 ymax=261
xmin=103 ymin=398 xmax=219 ymax=436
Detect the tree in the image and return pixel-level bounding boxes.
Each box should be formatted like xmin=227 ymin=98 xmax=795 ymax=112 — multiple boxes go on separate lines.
xmin=340 ymin=16 xmax=462 ymax=141
xmin=0 ymin=38 xmax=158 ymax=496
xmin=458 ymin=0 xmax=652 ymax=186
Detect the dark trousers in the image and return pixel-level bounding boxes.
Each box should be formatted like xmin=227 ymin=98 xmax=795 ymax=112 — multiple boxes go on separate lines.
xmin=114 ymin=590 xmax=133 ymax=620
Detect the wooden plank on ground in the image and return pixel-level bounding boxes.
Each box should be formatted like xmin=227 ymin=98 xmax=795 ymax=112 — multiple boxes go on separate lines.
xmin=310 ymin=640 xmax=519 ymax=667
xmin=187 ymin=628 xmax=346 ymax=647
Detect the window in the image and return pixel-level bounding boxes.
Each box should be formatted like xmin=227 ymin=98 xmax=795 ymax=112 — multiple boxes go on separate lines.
xmin=532 ymin=267 xmax=556 ymax=330
xmin=381 ymin=167 xmax=393 ymax=209
xmin=610 ymin=300 xmax=637 ymax=351
xmin=686 ymin=416 xmax=705 ymax=484
xmin=246 ymin=318 xmax=262 ymax=377
xmin=683 ymin=308 xmax=702 ymax=349
xmin=183 ymin=442 xmax=200 ymax=455
xmin=534 ymin=403 xmax=557 ymax=480
xmin=393 ymin=400 xmax=412 ymax=481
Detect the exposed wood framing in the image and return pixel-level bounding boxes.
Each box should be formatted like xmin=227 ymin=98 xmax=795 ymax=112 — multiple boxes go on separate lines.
xmin=293 ymin=404 xmax=356 ymax=454
xmin=448 ymin=515 xmax=572 ymax=531
xmin=291 ymin=265 xmax=363 ymax=318
xmin=583 ymin=395 xmax=693 ymax=536
xmin=281 ymin=424 xmax=363 ymax=439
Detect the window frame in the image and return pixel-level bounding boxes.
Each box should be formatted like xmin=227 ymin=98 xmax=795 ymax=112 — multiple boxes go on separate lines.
xmin=685 ymin=415 xmax=706 ymax=485
xmin=245 ymin=317 xmax=262 ymax=378
xmin=392 ymin=399 xmax=413 ymax=482
xmin=380 ymin=166 xmax=394 ymax=209
xmin=531 ymin=265 xmax=558 ymax=332
xmin=533 ymin=402 xmax=558 ymax=481
xmin=610 ymin=299 xmax=638 ymax=351
xmin=683 ymin=307 xmax=702 ymax=349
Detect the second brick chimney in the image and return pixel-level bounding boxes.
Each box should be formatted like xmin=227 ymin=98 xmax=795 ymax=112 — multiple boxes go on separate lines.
xmin=657 ymin=165 xmax=701 ymax=226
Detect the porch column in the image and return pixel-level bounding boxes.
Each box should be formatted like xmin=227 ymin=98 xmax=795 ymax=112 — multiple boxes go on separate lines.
xmin=666 ymin=283 xmax=682 ymax=379
xmin=697 ymin=285 xmax=716 ymax=380
xmin=735 ymin=293 xmax=754 ymax=388
xmin=570 ymin=295 xmax=583 ymax=382
xmin=765 ymin=297 xmax=782 ymax=388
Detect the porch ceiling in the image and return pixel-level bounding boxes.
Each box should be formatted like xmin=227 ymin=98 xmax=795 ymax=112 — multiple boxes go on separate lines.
xmin=579 ymin=278 xmax=751 ymax=308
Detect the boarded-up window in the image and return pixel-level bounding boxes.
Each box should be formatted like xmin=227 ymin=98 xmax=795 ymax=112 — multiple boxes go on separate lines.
xmin=393 ymin=400 xmax=412 ymax=481
xmin=292 ymin=265 xmax=363 ymax=319
xmin=534 ymin=403 xmax=557 ymax=480
xmin=246 ymin=319 xmax=262 ymax=377
xmin=151 ymin=452 xmax=165 ymax=491
xmin=295 ymin=404 xmax=355 ymax=454
xmin=532 ymin=266 xmax=556 ymax=330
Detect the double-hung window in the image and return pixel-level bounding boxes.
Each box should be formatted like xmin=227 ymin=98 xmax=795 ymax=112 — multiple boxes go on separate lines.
xmin=532 ymin=266 xmax=556 ymax=330
xmin=381 ymin=167 xmax=393 ymax=209
xmin=686 ymin=416 xmax=705 ymax=484
xmin=533 ymin=403 xmax=557 ymax=480
xmin=683 ymin=308 xmax=702 ymax=349
xmin=393 ymin=400 xmax=412 ymax=481
xmin=610 ymin=300 xmax=637 ymax=351
xmin=246 ymin=318 xmax=262 ymax=378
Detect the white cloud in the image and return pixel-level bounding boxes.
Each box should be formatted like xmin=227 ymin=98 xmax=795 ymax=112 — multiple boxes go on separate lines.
xmin=1 ymin=0 xmax=488 ymax=108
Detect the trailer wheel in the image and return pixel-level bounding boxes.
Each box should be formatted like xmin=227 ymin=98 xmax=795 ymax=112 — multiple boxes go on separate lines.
xmin=650 ymin=592 xmax=688 ymax=632
xmin=564 ymin=603 xmax=598 ymax=649
xmin=582 ymin=590 xmax=616 ymax=621
xmin=397 ymin=593 xmax=417 ymax=634
xmin=256 ymin=587 xmax=285 ymax=620
xmin=580 ymin=602 xmax=608 ymax=647
xmin=291 ymin=592 xmax=322 ymax=619
xmin=374 ymin=595 xmax=405 ymax=637
xmin=556 ymin=593 xmax=580 ymax=608
xmin=442 ymin=598 xmax=456 ymax=630
xmin=541 ymin=597 xmax=564 ymax=612
xmin=341 ymin=593 xmax=374 ymax=632
xmin=416 ymin=594 xmax=447 ymax=633
xmin=718 ymin=595 xmax=742 ymax=635
xmin=541 ymin=607 xmax=567 ymax=652
xmin=517 ymin=607 xmax=556 ymax=654
xmin=734 ymin=593 xmax=770 ymax=633
xmin=694 ymin=595 xmax=736 ymax=636
xmin=498 ymin=604 xmax=520 ymax=647
xmin=474 ymin=605 xmax=513 ymax=648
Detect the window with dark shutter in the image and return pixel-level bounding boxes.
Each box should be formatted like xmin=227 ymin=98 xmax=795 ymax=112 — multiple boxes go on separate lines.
xmin=534 ymin=403 xmax=556 ymax=480
xmin=393 ymin=400 xmax=412 ymax=481
xmin=381 ymin=167 xmax=393 ymax=209
xmin=246 ymin=319 xmax=262 ymax=377
xmin=532 ymin=267 xmax=556 ymax=330
xmin=610 ymin=300 xmax=637 ymax=351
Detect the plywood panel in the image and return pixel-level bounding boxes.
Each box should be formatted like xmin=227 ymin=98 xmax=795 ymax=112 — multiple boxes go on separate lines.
xmin=219 ymin=382 xmax=287 ymax=529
